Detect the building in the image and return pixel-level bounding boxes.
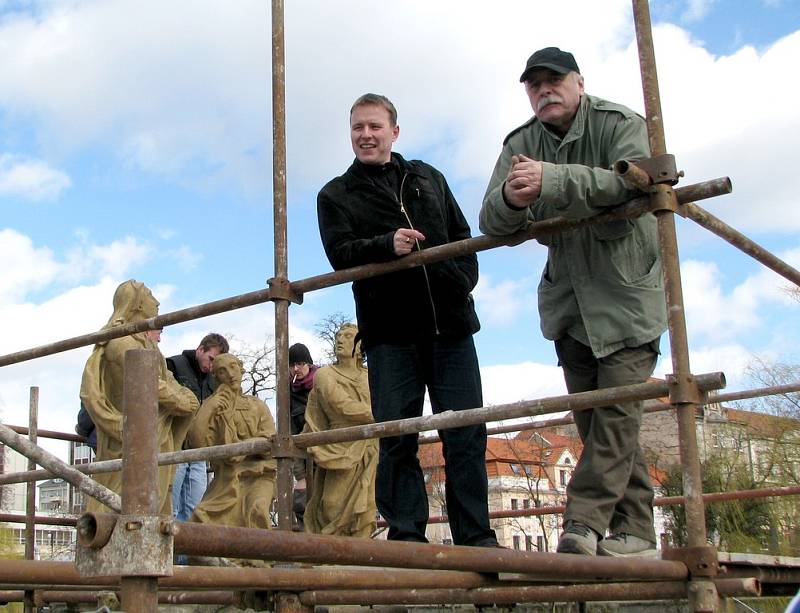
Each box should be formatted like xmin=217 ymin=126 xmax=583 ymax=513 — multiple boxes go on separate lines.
xmin=418 ymin=430 xmax=580 ymax=550
xmin=70 ymin=441 xmax=96 ymax=514
xmin=38 ymin=478 xmax=70 ymax=512
xmin=0 ymin=444 xmax=29 ymax=513
xmin=0 ymin=443 xmax=85 ymax=560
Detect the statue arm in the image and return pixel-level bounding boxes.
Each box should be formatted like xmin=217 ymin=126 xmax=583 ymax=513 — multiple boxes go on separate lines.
xmin=323 ymin=372 xmax=374 ymax=425
xmin=186 ymin=394 xmax=223 ymax=449
xmin=302 ymin=387 xmax=329 ymax=434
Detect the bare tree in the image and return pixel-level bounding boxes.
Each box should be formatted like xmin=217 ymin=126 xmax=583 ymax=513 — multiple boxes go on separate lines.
xmin=314 ymin=312 xmax=352 ymax=364
xmin=232 ymin=336 xmax=277 ymax=398
xmin=743 ymin=356 xmax=800 ymax=419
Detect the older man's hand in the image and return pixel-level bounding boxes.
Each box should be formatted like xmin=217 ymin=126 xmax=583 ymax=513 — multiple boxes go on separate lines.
xmin=503 ymin=154 xmax=542 ymax=209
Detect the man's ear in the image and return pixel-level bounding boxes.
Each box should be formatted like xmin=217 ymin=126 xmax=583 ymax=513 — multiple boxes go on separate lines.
xmin=392 ymin=124 xmax=400 ymax=143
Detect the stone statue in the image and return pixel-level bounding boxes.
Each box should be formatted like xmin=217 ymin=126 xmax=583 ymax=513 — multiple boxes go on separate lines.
xmin=80 ymin=280 xmax=199 ymax=514
xmin=187 ymin=353 xmax=276 ymax=529
xmin=303 ymin=323 xmax=378 ymax=537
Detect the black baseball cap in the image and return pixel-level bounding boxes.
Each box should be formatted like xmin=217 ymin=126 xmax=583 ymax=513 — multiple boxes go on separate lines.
xmin=519 ymin=47 xmax=580 ymax=83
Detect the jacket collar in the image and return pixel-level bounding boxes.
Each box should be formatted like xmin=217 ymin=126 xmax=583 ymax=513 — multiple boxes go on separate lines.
xmin=343 ymin=152 xmax=424 ymax=190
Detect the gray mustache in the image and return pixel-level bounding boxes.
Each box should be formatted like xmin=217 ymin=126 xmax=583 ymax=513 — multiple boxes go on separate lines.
xmin=538 ymin=95 xmax=563 ymax=112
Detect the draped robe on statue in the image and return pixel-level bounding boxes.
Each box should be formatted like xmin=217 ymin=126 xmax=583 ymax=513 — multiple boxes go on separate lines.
xmin=303 ymin=362 xmax=378 ymax=537
xmin=80 ymin=280 xmax=199 ymax=514
xmin=187 ymin=354 xmax=277 ymax=529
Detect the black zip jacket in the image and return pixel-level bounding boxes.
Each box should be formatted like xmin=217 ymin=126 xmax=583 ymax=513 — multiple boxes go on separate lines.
xmin=317 ymin=153 xmax=480 ymax=349
xmin=166 ymin=350 xmax=216 ymax=403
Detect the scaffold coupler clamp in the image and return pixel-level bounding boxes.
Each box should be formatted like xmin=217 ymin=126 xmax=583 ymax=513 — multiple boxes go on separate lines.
xmin=662 ymin=545 xmax=719 ymax=578
xmin=666 ymin=373 xmax=703 ymax=406
xmin=75 ymin=511 xmax=174 ymax=577
xmin=268 ymin=276 xmax=303 ymax=305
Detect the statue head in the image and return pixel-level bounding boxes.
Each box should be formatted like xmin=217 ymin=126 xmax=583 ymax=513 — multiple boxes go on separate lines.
xmin=334 ymin=323 xmax=363 ymax=364
xmin=211 ymin=353 xmax=244 ymax=388
xmin=106 ymin=280 xmax=159 ymax=327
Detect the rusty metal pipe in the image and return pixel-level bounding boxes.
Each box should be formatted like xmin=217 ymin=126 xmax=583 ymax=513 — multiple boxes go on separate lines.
xmin=633 ymin=0 xmax=710 ymax=559
xmin=0 ymin=423 xmax=121 ymax=511
xmin=299 ymin=577 xmax=759 ymax=606
xmin=614 ymin=159 xmax=653 ymax=191
xmin=170 ymin=521 xmax=687 ymax=581
xmin=12 ymin=479 xmax=795 ymax=532
xmin=7 ymin=425 xmax=84 ymax=443
xmin=270 ymin=0 xmax=294 ymax=534
xmin=119 ymin=349 xmax=160 ymax=613
xmin=0 ymin=437 xmax=272 ymax=486
xmin=23 ymin=387 xmax=38 ymax=613
xmin=685 ymin=202 xmax=800 ymax=287
xmin=76 ymin=512 xmax=118 ymax=549
xmin=0 ymin=560 xmax=496 ymax=591
xmin=32 ymin=589 xmax=242 ymax=606
xmin=293 ymin=373 xmax=724 ymax=448
xmin=5 ymin=375 xmax=797 ymax=491
xmin=0 ymin=177 xmax=730 ymax=370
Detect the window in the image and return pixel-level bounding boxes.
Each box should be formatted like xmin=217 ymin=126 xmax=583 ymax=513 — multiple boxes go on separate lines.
xmin=564 ymin=457 xmax=571 ymax=465
xmin=559 ymin=470 xmax=567 ymax=486
xmin=523 ymin=499 xmax=531 ymax=509
xmin=513 ymin=535 xmax=521 ymax=550
xmin=510 ymin=498 xmax=518 ymax=510
xmin=442 ymin=538 xmax=452 ymax=545
xmin=526 ymin=536 xmax=533 ymax=551
xmin=537 ymin=535 xmax=544 ymax=552
xmin=440 ymin=504 xmax=448 ymax=517
xmin=510 ymin=464 xmax=520 ymax=475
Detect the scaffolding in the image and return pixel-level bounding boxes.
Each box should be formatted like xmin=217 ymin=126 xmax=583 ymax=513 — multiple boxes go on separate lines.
xmin=0 ymin=1 xmax=799 ymax=611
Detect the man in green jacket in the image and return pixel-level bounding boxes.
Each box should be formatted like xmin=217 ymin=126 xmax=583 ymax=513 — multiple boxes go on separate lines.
xmin=479 ymin=47 xmax=667 ymax=557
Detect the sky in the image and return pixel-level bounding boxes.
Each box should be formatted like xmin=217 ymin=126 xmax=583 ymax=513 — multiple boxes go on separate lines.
xmin=0 ymin=0 xmax=798 ymax=459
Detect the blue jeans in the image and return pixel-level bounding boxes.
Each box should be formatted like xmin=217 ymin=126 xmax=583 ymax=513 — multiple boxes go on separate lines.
xmin=172 ymin=461 xmax=208 ymax=522
xmin=367 ymin=336 xmax=495 ymax=546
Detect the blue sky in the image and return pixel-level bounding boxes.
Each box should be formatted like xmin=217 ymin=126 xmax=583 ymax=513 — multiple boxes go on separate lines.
xmin=0 ymin=0 xmax=798 ymax=457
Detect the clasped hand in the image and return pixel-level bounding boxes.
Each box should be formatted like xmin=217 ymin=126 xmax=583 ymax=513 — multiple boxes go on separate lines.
xmin=503 ymin=154 xmax=542 ymax=209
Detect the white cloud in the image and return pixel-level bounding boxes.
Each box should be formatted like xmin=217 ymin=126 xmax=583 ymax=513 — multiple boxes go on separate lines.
xmin=472 ymin=274 xmax=537 ymax=327
xmin=655 ymin=343 xmax=755 ymax=392
xmin=683 ymin=0 xmax=716 ymax=22
xmin=681 ymin=260 xmax=759 ymax=343
xmin=168 ymin=245 xmax=203 ymax=273
xmin=0 ymin=153 xmax=71 ymax=201
xmin=481 ymin=361 xmax=567 ymax=407
xmin=0 ymin=228 xmax=61 ymax=302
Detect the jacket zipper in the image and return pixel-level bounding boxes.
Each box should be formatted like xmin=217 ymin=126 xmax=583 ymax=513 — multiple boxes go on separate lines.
xmin=397 ymin=172 xmax=441 ymax=335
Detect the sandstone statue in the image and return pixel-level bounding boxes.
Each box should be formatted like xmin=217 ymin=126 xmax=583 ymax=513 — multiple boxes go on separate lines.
xmin=188 ymin=353 xmax=276 ymax=529
xmin=303 ymin=324 xmax=378 ymax=537
xmin=80 ymin=280 xmax=199 ymax=514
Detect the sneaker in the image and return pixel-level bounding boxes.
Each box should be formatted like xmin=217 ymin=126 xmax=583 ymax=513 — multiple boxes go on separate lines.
xmin=597 ymin=533 xmax=658 ymax=557
xmin=556 ymin=521 xmax=598 ymax=556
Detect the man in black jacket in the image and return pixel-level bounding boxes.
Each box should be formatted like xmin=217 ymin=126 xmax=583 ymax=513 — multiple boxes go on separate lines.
xmin=167 ymin=332 xmax=229 ymax=522
xmin=316 ymin=94 xmax=497 ymax=547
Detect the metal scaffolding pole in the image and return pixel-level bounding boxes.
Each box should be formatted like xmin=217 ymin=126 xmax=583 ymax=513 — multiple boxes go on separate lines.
xmin=23 ymin=387 xmax=38 ymax=613
xmin=162 ymin=520 xmax=689 ymax=581
xmin=298 ymin=577 xmax=760 ymax=607
xmin=0 ymin=178 xmax=730 ymax=371
xmin=118 ymin=349 xmax=160 ymax=613
xmin=632 ymin=1 xmax=718 ymax=610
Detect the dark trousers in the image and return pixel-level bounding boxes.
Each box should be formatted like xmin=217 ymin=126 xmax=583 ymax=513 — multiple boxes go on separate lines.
xmin=367 ymin=336 xmax=496 ymax=546
xmin=555 ymin=335 xmax=659 ymax=543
